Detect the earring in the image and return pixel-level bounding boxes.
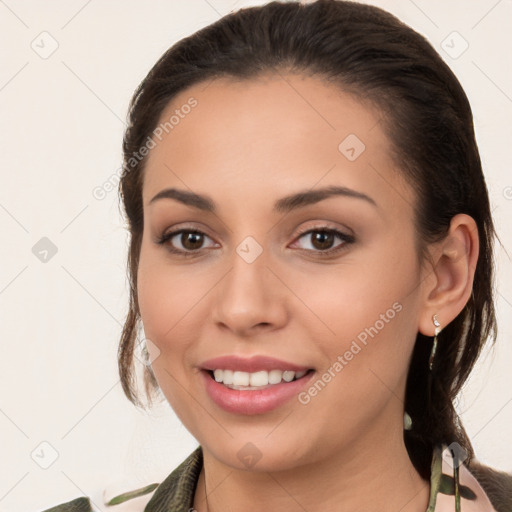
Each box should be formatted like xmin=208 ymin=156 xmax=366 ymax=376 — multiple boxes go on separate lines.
xmin=429 ymin=314 xmax=441 ymax=371
xmin=403 ymin=411 xmax=412 ymax=431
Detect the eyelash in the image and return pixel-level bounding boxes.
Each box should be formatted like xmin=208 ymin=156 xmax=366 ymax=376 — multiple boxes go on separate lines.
xmin=155 ymin=225 xmax=355 ymax=258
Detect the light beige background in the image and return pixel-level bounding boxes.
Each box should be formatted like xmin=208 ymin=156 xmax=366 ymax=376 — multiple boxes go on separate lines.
xmin=0 ymin=1 xmax=511 ymax=511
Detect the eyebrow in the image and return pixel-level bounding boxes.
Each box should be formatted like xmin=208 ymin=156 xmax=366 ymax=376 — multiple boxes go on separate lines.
xmin=148 ymin=185 xmax=377 ymax=213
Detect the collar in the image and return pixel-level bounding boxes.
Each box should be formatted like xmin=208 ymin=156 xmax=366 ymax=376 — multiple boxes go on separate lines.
xmin=427 ymin=444 xmax=496 ymax=511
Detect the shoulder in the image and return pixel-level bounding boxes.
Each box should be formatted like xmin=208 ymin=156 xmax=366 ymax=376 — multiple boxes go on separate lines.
xmin=39 ymin=447 xmax=203 ymax=512
xmin=39 ymin=483 xmax=159 ymax=512
xmin=424 ymin=444 xmax=511 ymax=512
xmin=40 ymin=497 xmax=93 ymax=512
xmin=467 ymin=459 xmax=512 ymax=512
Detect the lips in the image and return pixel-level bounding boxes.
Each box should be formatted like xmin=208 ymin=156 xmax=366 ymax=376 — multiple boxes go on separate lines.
xmin=199 ymin=355 xmax=315 ymax=415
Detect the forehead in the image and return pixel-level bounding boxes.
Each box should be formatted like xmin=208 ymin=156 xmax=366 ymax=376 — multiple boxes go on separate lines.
xmin=141 ymin=72 xmax=413 ymax=214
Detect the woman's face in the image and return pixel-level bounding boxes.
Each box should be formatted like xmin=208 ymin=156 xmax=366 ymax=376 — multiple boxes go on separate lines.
xmin=137 ymin=73 xmax=431 ymax=471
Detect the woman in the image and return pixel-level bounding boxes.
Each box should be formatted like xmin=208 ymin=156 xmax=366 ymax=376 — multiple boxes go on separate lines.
xmin=43 ymin=0 xmax=512 ymax=511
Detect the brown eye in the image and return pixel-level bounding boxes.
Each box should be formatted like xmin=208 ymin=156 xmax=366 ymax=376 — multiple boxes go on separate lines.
xmin=179 ymin=231 xmax=204 ymax=250
xmin=310 ymin=231 xmax=336 ymax=250
xmin=293 ymin=228 xmax=355 ymax=256
xmin=156 ymin=229 xmax=217 ymax=255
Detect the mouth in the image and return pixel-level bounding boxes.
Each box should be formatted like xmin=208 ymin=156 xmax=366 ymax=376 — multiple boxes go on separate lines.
xmin=199 ymin=356 xmax=316 ymax=415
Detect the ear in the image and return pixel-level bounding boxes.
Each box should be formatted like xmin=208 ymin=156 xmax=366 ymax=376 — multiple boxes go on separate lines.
xmin=418 ymin=213 xmax=479 ymax=336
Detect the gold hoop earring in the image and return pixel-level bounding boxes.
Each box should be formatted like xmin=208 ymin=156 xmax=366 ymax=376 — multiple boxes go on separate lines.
xmin=429 ymin=314 xmax=441 ymax=371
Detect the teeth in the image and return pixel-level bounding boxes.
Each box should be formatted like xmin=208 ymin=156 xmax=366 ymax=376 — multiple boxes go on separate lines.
xmin=211 ymin=369 xmax=308 ymax=388
xmin=282 ymin=370 xmax=295 ymax=382
xmin=233 ymin=371 xmax=250 ymax=386
xmin=223 ymin=369 xmax=233 ymax=385
xmin=268 ymin=369 xmax=283 ymax=384
xmin=249 ymin=371 xmax=268 ymax=387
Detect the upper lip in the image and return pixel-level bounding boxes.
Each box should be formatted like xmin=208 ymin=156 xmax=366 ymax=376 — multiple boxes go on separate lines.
xmin=200 ymin=355 xmax=311 ymax=373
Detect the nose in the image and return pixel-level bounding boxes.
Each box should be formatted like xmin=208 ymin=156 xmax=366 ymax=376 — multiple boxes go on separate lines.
xmin=210 ymin=247 xmax=289 ymax=337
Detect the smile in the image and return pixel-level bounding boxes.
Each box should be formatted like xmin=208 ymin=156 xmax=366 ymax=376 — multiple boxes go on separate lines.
xmin=210 ymin=369 xmax=309 ymax=389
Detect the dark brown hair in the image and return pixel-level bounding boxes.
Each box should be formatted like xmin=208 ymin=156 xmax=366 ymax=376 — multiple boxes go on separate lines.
xmin=117 ymin=0 xmax=497 ymax=479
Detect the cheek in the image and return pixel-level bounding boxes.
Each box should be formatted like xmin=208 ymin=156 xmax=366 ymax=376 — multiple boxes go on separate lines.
xmin=137 ymin=240 xmax=197 ymax=334
xmin=136 ymin=241 xmax=220 ymax=374
xmin=291 ymin=249 xmax=418 ymax=345
xmin=288 ymin=240 xmax=421 ymax=388
xmin=137 ymin=245 xmax=191 ymax=358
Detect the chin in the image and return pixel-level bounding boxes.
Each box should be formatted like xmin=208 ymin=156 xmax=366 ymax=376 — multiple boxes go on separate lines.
xmin=198 ymin=431 xmax=321 ymax=473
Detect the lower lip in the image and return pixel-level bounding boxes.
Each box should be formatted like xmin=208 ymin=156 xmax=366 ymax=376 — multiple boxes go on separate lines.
xmin=201 ymin=370 xmax=314 ymax=415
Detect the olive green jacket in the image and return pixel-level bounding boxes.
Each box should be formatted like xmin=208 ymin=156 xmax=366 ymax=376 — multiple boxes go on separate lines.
xmin=40 ymin=445 xmax=512 ymax=512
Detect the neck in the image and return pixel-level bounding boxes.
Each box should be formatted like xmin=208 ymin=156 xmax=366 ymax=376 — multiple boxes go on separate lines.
xmin=194 ymin=428 xmax=430 ymax=512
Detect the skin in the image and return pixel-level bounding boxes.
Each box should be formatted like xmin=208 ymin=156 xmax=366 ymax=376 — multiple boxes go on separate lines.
xmin=136 ymin=73 xmax=479 ymax=512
